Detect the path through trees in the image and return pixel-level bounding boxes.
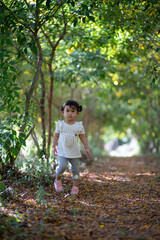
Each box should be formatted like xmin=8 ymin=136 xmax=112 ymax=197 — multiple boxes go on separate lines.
xmin=1 ymin=156 xmax=160 ymax=239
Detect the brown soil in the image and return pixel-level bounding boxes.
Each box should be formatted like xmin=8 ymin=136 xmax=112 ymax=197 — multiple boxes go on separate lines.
xmin=0 ymin=156 xmax=160 ymax=240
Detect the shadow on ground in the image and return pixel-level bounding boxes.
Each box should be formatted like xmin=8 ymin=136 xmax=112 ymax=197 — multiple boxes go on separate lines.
xmin=0 ymin=156 xmax=160 ymax=239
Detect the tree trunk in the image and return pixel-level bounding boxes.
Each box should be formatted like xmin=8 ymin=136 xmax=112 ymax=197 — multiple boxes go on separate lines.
xmin=47 ymin=65 xmax=54 ymax=157
xmin=40 ymin=70 xmax=46 ymax=157
xmin=12 ymin=35 xmax=43 ymax=167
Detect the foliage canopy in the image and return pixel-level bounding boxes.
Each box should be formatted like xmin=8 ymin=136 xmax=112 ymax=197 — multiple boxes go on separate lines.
xmin=0 ymin=0 xmax=160 ymax=171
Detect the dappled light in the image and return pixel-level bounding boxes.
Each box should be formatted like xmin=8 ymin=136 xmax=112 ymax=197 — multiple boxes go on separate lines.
xmin=0 ymin=0 xmax=160 ymax=239
xmin=1 ymin=156 xmax=160 ymax=239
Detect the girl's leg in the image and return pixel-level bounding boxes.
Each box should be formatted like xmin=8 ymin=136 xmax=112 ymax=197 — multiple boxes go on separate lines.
xmin=69 ymin=158 xmax=80 ymax=183
xmin=56 ymin=156 xmax=68 ymax=179
xmin=69 ymin=158 xmax=80 ymax=194
xmin=54 ymin=156 xmax=68 ymax=192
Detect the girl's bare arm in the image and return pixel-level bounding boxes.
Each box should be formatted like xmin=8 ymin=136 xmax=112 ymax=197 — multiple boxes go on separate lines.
xmin=52 ymin=133 xmax=59 ymax=156
xmin=79 ymin=134 xmax=91 ymax=157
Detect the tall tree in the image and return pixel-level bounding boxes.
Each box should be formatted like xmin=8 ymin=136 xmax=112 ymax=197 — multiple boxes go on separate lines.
xmin=0 ymin=0 xmax=96 ymax=167
xmin=0 ymin=0 xmax=160 ymax=170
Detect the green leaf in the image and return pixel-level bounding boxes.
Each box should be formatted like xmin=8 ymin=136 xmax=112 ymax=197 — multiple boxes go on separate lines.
xmin=73 ymin=18 xmax=78 ymax=27
xmin=10 ymin=66 xmax=16 ymax=72
xmin=19 ymin=25 xmax=24 ymax=33
xmin=46 ymin=0 xmax=51 ymax=9
xmin=88 ymin=15 xmax=95 ymax=22
xmin=24 ymin=48 xmax=28 ymax=54
xmin=11 ymin=148 xmax=19 ymax=157
xmin=16 ymin=107 xmax=21 ymax=113
xmin=14 ymin=91 xmax=20 ymax=98
xmin=0 ymin=182 xmax=5 ymax=191
xmin=30 ymin=45 xmax=37 ymax=55
xmin=0 ymin=52 xmax=4 ymax=57
xmin=19 ymin=132 xmax=25 ymax=139
xmin=6 ymin=38 xmax=12 ymax=46
xmin=82 ymin=17 xmax=86 ymax=23
xmin=12 ymin=130 xmax=17 ymax=136
xmin=19 ymin=138 xmax=26 ymax=146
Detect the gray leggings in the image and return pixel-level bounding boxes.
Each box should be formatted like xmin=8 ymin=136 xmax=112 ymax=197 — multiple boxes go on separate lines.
xmin=56 ymin=156 xmax=80 ymax=180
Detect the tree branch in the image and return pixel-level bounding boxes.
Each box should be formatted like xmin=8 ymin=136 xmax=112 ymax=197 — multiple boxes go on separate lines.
xmin=25 ymin=124 xmax=35 ymax=140
xmin=53 ymin=8 xmax=67 ymax=50
xmin=23 ymin=0 xmax=36 ymax=18
xmin=20 ymin=50 xmax=42 ymax=132
xmin=39 ymin=0 xmax=67 ymax=28
xmin=0 ymin=0 xmax=34 ymax=34
xmin=31 ymin=130 xmax=40 ymax=152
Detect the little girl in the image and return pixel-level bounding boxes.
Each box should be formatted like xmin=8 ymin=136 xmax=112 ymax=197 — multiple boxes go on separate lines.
xmin=52 ymin=100 xmax=91 ymax=195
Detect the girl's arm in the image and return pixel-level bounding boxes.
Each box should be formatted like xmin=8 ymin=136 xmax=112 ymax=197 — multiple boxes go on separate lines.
xmin=79 ymin=134 xmax=92 ymax=158
xmin=52 ymin=133 xmax=59 ymax=156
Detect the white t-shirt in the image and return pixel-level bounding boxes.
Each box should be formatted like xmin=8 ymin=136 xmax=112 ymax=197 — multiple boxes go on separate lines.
xmin=55 ymin=120 xmax=85 ymax=158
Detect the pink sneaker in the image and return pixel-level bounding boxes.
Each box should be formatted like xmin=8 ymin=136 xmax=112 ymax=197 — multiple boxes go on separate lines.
xmin=54 ymin=179 xmax=63 ymax=192
xmin=71 ymin=186 xmax=79 ymax=195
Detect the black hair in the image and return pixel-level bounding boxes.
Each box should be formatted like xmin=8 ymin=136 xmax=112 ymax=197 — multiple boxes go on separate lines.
xmin=61 ymin=100 xmax=82 ymax=112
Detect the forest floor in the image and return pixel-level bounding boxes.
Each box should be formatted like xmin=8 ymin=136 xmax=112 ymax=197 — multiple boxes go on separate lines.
xmin=0 ymin=155 xmax=160 ymax=240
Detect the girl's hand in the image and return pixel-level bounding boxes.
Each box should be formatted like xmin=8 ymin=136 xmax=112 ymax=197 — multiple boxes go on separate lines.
xmin=53 ymin=147 xmax=58 ymax=156
xmin=85 ymin=148 xmax=92 ymax=158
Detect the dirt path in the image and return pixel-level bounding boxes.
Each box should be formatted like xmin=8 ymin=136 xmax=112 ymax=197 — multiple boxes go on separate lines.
xmin=1 ymin=156 xmax=160 ymax=239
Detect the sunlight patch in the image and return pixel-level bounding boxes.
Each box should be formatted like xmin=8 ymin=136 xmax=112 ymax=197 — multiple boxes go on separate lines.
xmin=136 ymin=173 xmax=155 ymax=176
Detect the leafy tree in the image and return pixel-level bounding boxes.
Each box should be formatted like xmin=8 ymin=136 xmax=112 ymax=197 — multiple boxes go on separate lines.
xmin=50 ymin=0 xmax=160 ymax=154
xmin=0 ymin=0 xmax=97 ymax=168
xmin=0 ymin=0 xmax=160 ymax=172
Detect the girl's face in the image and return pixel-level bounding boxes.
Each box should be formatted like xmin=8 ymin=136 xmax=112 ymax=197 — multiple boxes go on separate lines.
xmin=63 ymin=105 xmax=78 ymax=123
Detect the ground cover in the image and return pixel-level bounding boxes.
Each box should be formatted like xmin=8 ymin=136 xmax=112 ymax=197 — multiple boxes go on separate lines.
xmin=0 ymin=156 xmax=160 ymax=240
